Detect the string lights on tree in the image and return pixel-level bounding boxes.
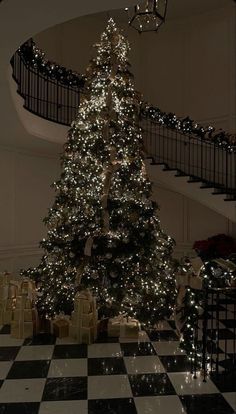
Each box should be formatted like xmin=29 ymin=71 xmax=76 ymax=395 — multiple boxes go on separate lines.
xmin=22 ymin=18 xmax=176 ymax=326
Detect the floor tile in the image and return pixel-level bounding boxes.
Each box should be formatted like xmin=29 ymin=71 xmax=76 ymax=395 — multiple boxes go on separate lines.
xmin=168 ymin=372 xmax=219 ymax=395
xmin=52 ymin=344 xmax=87 ymax=359
xmin=221 ymin=319 xmax=236 ymax=329
xmin=0 ymin=402 xmax=40 ymax=414
xmin=23 ymin=334 xmax=56 ymax=346
xmin=159 ymin=355 xmax=192 ymax=372
xmin=210 ymin=370 xmax=236 ymax=392
xmin=207 ymin=305 xmax=226 ymax=312
xmin=95 ymin=334 xmax=119 ymax=343
xmin=119 ymin=331 xmax=150 ymax=343
xmin=222 ymin=392 xmax=236 ymax=412
xmin=0 ymin=362 xmax=13 ymax=380
xmin=15 ymin=345 xmax=54 ymax=361
xmin=88 ymin=375 xmax=132 ymax=399
xmin=129 ymin=373 xmax=176 ymax=396
xmin=206 ymin=328 xmax=235 ymax=340
xmin=0 ymin=379 xmax=46 ymax=402
xmin=124 ymin=355 xmax=165 ymax=374
xmin=152 ymin=341 xmax=186 ymax=356
xmin=6 ymin=360 xmax=50 ymax=379
xmin=88 ymin=398 xmax=137 ymax=414
xmin=0 ymin=347 xmax=20 ymax=361
xmin=88 ymin=343 xmax=122 ymax=358
xmin=198 ymin=320 xmax=225 ymax=330
xmin=134 ymin=395 xmax=186 ymax=414
xmin=120 ymin=342 xmax=156 ymax=357
xmin=0 ymin=335 xmax=24 ymax=347
xmin=42 ymin=377 xmax=87 ymax=401
xmin=48 ymin=358 xmax=87 ymax=377
xmin=211 ymin=311 xmax=235 ymax=320
xmin=39 ymin=400 xmax=88 ymax=414
xmin=180 ymin=393 xmax=234 ymax=414
xmin=147 ymin=329 xmax=179 ymax=341
xmin=219 ymin=339 xmax=236 ymax=354
xmin=0 ymin=326 xmax=11 ymax=335
xmin=88 ymin=357 xmax=126 ymax=375
xmin=55 ymin=337 xmax=78 ymax=345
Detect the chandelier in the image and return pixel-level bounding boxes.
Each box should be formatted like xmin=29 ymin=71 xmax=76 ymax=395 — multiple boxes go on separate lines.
xmin=126 ymin=0 xmax=168 ymax=33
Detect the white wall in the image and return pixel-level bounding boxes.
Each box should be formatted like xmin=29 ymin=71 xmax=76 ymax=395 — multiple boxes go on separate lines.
xmin=0 ymin=143 xmax=233 ymax=273
xmin=35 ymin=4 xmax=236 ymax=133
xmin=139 ymin=5 xmax=236 ymax=133
xmin=0 ymin=146 xmax=60 ymax=273
xmin=152 ymin=184 xmax=234 ymax=259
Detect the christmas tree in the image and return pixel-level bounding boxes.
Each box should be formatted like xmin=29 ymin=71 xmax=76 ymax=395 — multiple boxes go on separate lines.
xmin=23 ymin=19 xmax=176 ymax=325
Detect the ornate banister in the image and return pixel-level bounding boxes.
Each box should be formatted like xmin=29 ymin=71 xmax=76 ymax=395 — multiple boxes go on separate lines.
xmin=10 ymin=40 xmax=236 ymax=199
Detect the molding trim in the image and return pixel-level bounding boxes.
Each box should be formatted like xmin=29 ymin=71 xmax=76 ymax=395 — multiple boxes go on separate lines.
xmin=0 ymin=244 xmax=42 ymax=259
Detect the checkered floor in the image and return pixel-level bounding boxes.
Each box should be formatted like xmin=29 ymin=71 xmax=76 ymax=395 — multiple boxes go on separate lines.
xmin=0 ymin=304 xmax=235 ymax=414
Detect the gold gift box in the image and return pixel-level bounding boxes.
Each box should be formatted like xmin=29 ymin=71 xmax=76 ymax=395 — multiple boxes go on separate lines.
xmin=52 ymin=319 xmax=69 ymax=338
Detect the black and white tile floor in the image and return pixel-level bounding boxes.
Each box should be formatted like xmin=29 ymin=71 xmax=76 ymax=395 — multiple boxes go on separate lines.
xmin=0 ymin=313 xmax=235 ymax=414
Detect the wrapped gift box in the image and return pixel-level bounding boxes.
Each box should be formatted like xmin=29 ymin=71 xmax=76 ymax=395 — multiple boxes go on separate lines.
xmin=12 ymin=308 xmax=23 ymax=321
xmin=8 ymin=285 xmax=17 ymax=299
xmin=81 ymin=312 xmax=95 ymax=327
xmin=0 ymin=285 xmax=8 ymax=300
xmin=11 ymin=321 xmax=34 ymax=339
xmin=120 ymin=318 xmax=140 ymax=339
xmin=0 ymin=273 xmax=11 ymax=286
xmin=79 ymin=326 xmax=97 ymax=344
xmin=108 ymin=316 xmax=124 ymax=337
xmin=15 ymin=296 xmax=27 ymax=309
xmin=52 ymin=319 xmax=70 ymax=338
xmin=3 ymin=310 xmax=13 ymax=325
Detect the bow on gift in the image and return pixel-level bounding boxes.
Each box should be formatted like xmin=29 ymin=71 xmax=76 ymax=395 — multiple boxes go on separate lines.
xmin=54 ymin=312 xmax=70 ymax=322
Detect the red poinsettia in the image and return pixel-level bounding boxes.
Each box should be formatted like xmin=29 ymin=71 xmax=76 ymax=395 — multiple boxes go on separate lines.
xmin=193 ymin=234 xmax=236 ymax=260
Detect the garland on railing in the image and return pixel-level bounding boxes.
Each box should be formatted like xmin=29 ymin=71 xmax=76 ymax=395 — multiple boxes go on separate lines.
xmin=15 ymin=39 xmax=236 ymax=151
xmin=141 ymin=103 xmax=236 ymax=153
xmin=177 ymin=255 xmax=236 ymax=365
xmin=18 ymin=39 xmax=86 ymax=88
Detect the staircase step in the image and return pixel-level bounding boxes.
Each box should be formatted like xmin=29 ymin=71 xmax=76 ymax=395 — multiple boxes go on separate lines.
xmin=200 ymin=184 xmax=214 ymax=189
xmin=174 ymin=170 xmax=188 ymax=177
xmin=162 ymin=167 xmax=177 ymax=172
xmin=187 ymin=178 xmax=202 ymax=183
xmin=212 ymin=191 xmax=227 ymax=195
xmin=224 ymin=197 xmax=236 ymax=201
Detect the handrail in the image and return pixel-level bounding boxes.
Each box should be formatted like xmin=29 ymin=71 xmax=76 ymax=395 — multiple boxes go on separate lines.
xmin=10 ymin=41 xmax=236 ymax=198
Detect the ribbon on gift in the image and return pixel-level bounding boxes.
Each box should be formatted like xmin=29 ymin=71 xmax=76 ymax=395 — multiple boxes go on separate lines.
xmin=54 ymin=312 xmax=70 ymax=322
xmin=84 ymin=236 xmax=94 ymax=257
xmin=120 ymin=317 xmax=140 ymax=337
xmin=75 ymin=289 xmax=93 ymax=301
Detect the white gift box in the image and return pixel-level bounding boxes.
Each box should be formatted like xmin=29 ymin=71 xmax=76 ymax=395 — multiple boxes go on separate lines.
xmin=120 ymin=318 xmax=140 ymax=339
xmin=11 ymin=320 xmax=33 ymax=339
xmin=0 ymin=285 xmax=8 ymax=301
xmin=107 ymin=316 xmax=124 ymax=337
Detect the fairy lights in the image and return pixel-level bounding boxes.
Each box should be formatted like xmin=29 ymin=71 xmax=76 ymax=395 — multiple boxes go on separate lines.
xmin=22 ymin=18 xmax=176 ymax=325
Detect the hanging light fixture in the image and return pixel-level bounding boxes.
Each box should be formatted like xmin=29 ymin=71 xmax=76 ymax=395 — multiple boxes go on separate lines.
xmin=125 ymin=0 xmax=168 ymax=33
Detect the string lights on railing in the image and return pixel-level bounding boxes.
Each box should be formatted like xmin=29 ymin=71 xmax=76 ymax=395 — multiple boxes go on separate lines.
xmin=18 ymin=39 xmax=86 ymax=88
xmin=125 ymin=0 xmax=168 ymax=33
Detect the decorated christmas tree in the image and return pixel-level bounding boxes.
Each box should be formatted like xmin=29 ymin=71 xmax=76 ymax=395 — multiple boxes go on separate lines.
xmin=23 ymin=19 xmax=176 ymax=325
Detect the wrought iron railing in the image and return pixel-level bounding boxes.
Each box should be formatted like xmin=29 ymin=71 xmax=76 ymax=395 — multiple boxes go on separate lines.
xmin=11 ymin=42 xmax=236 ymax=199
xmin=200 ymin=287 xmax=236 ymax=380
xmin=11 ymin=44 xmax=81 ymax=126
